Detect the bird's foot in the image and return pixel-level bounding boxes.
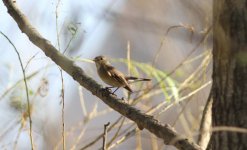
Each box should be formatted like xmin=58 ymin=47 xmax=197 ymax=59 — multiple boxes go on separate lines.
xmin=110 ymin=92 xmax=117 ymax=96
xmin=104 ymin=87 xmax=118 ymax=96
xmin=105 ymin=87 xmax=112 ymax=93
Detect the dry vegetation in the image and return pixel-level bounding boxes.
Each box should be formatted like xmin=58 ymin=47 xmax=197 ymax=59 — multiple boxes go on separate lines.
xmin=0 ymin=0 xmax=212 ymax=150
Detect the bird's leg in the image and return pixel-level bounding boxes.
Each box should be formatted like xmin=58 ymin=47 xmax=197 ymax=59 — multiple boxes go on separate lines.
xmin=112 ymin=87 xmax=119 ymax=94
xmin=104 ymin=87 xmax=119 ymax=96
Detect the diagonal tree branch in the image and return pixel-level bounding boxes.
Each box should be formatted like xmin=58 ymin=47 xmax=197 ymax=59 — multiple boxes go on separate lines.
xmin=2 ymin=0 xmax=201 ymax=149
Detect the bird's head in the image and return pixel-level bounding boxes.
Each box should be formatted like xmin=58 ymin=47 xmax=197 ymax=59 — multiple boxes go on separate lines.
xmin=93 ymin=55 xmax=109 ymax=69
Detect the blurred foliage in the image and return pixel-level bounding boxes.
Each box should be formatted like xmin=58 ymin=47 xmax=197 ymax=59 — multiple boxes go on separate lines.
xmin=113 ymin=58 xmax=179 ymax=101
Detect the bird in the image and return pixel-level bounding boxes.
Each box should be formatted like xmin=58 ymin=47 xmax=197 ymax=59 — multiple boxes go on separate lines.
xmin=93 ymin=55 xmax=151 ymax=94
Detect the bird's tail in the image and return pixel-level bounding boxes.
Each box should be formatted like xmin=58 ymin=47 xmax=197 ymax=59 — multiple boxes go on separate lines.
xmin=124 ymin=84 xmax=133 ymax=92
xmin=125 ymin=76 xmax=151 ymax=82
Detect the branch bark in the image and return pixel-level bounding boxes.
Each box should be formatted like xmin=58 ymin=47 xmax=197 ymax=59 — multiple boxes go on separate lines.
xmin=2 ymin=0 xmax=201 ymax=149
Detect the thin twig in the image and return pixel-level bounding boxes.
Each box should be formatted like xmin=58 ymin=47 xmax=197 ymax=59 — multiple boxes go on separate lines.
xmin=58 ymin=69 xmax=65 ymax=150
xmin=197 ymin=91 xmax=212 ymax=149
xmin=106 ymin=117 xmax=125 ymax=148
xmin=103 ymin=122 xmax=110 ymax=150
xmin=63 ymin=24 xmax=78 ymax=54
xmin=24 ymin=52 xmax=39 ymax=70
xmin=0 ymin=31 xmax=34 ymax=149
xmin=55 ymin=0 xmax=61 ymax=51
xmin=80 ymin=116 xmax=123 ymax=150
xmin=55 ymin=1 xmax=65 ymax=149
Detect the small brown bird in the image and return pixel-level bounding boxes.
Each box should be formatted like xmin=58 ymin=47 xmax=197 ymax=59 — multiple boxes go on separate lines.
xmin=93 ymin=55 xmax=151 ymax=94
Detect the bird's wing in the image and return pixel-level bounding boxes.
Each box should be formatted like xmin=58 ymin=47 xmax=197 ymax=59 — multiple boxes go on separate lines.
xmin=106 ymin=66 xmax=127 ymax=84
xmin=104 ymin=65 xmax=133 ymax=92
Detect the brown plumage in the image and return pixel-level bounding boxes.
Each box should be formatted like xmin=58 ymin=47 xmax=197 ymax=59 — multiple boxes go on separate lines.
xmin=93 ymin=55 xmax=151 ymax=93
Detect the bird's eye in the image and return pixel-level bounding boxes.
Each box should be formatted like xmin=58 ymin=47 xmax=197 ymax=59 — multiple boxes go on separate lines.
xmin=100 ymin=57 xmax=103 ymax=60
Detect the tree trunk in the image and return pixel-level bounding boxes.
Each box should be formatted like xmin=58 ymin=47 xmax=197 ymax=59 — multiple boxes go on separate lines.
xmin=208 ymin=0 xmax=247 ymax=149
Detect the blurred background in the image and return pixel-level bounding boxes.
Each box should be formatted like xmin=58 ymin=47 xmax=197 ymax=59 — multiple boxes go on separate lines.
xmin=0 ymin=0 xmax=212 ymax=149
